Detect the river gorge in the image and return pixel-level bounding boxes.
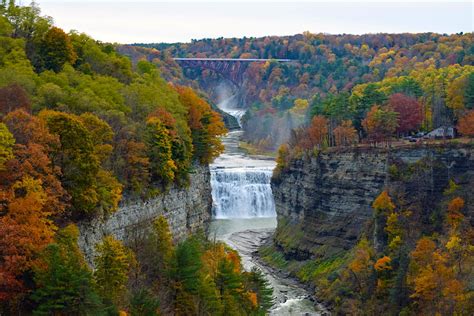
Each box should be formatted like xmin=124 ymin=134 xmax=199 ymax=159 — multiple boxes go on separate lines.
xmin=209 ymin=103 xmax=327 ymax=315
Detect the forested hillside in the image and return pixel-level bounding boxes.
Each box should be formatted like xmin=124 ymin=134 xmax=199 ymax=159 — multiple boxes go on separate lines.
xmin=0 ymin=2 xmax=272 ymax=315
xmin=271 ymin=145 xmax=474 ymax=315
xmin=138 ymin=32 xmax=473 ymax=149
xmin=136 ymin=29 xmax=474 ymax=315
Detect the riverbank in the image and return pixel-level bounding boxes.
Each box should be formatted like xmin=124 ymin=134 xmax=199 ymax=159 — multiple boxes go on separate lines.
xmin=248 ymin=230 xmax=331 ymax=315
xmin=210 ymin=218 xmax=329 ymax=315
xmin=209 ymin=105 xmax=327 ymax=314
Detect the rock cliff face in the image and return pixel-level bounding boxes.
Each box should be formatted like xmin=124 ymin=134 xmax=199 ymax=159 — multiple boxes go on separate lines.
xmin=78 ymin=164 xmax=212 ymax=265
xmin=271 ymin=145 xmax=474 ymax=259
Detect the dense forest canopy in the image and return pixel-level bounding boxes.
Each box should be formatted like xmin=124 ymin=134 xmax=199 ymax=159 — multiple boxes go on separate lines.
xmin=132 ymin=24 xmax=474 ymax=316
xmin=0 ymin=0 xmax=473 ymax=314
xmin=0 ymin=2 xmax=276 ymax=315
xmin=135 ymin=31 xmax=473 ymax=150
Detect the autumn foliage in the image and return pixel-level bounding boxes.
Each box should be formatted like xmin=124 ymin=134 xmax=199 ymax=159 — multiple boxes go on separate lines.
xmin=447 ymin=197 xmax=465 ymax=228
xmin=408 ymin=238 xmax=469 ymax=315
xmin=362 ymin=105 xmax=398 ymax=143
xmin=334 ymin=120 xmax=357 ymax=147
xmin=176 ymin=86 xmax=227 ymax=164
xmin=306 ymin=115 xmax=329 ymax=148
xmin=374 ymin=256 xmax=392 ymax=271
xmin=388 ymin=93 xmax=423 ymax=135
xmin=0 ymin=176 xmax=56 ymax=302
xmin=372 ymin=190 xmax=395 ymax=214
xmin=0 ymin=84 xmax=31 ymax=115
xmin=457 ymin=110 xmax=474 ymax=137
xmin=0 ymin=2 xmax=230 ymax=313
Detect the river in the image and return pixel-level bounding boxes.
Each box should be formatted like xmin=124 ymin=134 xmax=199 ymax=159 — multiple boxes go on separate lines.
xmin=209 ymin=111 xmax=327 ymax=315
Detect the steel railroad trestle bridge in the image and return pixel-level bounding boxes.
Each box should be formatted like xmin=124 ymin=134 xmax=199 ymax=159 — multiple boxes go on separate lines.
xmin=173 ymin=58 xmax=294 ymax=86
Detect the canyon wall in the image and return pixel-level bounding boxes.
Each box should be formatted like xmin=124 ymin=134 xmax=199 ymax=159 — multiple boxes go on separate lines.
xmin=78 ymin=163 xmax=212 ymax=265
xmin=271 ymin=144 xmax=474 ymax=259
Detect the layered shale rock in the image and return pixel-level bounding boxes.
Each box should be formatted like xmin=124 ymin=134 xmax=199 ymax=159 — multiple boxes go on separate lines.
xmin=271 ymin=145 xmax=474 ymax=259
xmin=78 ymin=164 xmax=212 ymax=266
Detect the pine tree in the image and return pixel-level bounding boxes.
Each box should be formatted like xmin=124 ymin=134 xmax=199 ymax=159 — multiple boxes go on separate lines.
xmin=246 ymin=267 xmax=274 ymax=314
xmin=175 ymin=237 xmax=203 ymax=294
xmin=31 ymin=225 xmax=103 ymax=315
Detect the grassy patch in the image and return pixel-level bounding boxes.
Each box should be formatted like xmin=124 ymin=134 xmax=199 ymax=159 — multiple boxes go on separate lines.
xmin=297 ymin=256 xmax=346 ymax=283
xmin=259 ymin=244 xmax=288 ymax=269
xmin=238 ymin=141 xmax=277 ymax=157
xmin=274 ymin=218 xmax=305 ymax=251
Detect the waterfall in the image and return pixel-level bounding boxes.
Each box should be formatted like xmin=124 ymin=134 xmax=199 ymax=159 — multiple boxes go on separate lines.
xmin=211 ymin=85 xmax=276 ymax=218
xmin=215 ymin=82 xmax=246 ymax=127
xmin=211 ymin=165 xmax=276 ymax=218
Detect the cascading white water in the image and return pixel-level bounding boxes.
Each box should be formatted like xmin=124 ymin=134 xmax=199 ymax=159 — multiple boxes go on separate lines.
xmin=210 ymin=86 xmax=323 ymax=316
xmin=210 ymin=131 xmax=276 ymax=218
xmin=211 ymin=85 xmax=276 ymax=219
xmin=212 ymin=164 xmax=275 ymax=218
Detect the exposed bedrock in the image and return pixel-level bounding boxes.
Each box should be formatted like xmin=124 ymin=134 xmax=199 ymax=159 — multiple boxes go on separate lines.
xmin=271 ymin=145 xmax=474 ymax=259
xmin=78 ymin=163 xmax=212 ymax=266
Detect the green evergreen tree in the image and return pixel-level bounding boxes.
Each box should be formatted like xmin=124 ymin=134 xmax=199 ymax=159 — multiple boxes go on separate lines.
xmin=352 ymin=83 xmax=387 ymax=132
xmin=246 ymin=267 xmax=274 ymax=314
xmin=31 ymin=225 xmax=103 ymax=315
xmin=175 ymin=237 xmax=203 ymax=294
xmin=129 ymin=289 xmax=160 ymax=316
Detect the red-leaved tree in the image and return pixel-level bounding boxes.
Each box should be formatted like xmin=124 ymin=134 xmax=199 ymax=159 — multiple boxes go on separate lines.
xmin=388 ymin=93 xmax=422 ymax=135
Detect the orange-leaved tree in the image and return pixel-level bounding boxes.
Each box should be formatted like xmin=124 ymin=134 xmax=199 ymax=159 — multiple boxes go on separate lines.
xmin=446 ymin=197 xmax=465 ymax=230
xmin=457 ymin=110 xmax=474 ymax=137
xmin=334 ymin=120 xmax=357 ymax=147
xmin=3 ymin=110 xmax=69 ymax=215
xmin=348 ymin=237 xmax=375 ymax=294
xmin=305 ymin=115 xmax=328 ymax=149
xmin=362 ymin=105 xmax=398 ymax=144
xmin=0 ymin=176 xmax=56 ymax=303
xmin=408 ymin=237 xmax=468 ymax=315
xmin=176 ymin=86 xmax=226 ymax=164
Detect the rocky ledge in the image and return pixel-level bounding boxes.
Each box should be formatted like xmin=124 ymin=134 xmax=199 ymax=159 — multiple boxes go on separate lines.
xmin=271 ymin=144 xmax=474 ymax=259
xmin=78 ymin=163 xmax=212 ymax=266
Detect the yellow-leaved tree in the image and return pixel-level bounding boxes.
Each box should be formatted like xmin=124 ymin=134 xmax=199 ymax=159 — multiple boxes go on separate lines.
xmin=94 ymin=236 xmax=136 ymax=308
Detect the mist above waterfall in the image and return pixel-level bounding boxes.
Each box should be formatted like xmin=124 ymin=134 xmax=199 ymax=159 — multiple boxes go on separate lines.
xmin=215 ymin=82 xmax=247 ymax=126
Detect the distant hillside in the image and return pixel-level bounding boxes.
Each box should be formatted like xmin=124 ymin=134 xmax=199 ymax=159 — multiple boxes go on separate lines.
xmin=134 ymin=33 xmax=473 ymax=149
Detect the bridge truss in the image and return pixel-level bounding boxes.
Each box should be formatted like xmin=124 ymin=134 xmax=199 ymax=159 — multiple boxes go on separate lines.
xmin=173 ymin=58 xmax=293 ymax=86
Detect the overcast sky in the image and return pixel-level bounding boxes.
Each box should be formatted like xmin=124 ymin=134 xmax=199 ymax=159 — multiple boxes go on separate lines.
xmin=34 ymin=1 xmax=473 ymax=44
